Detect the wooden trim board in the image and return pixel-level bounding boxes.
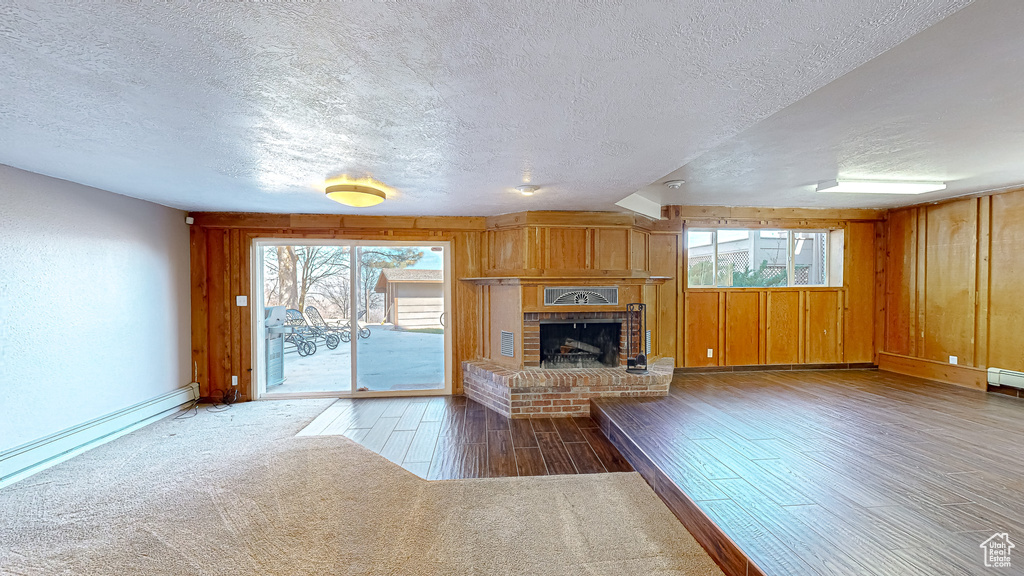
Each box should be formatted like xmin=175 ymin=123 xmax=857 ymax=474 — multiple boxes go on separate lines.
xmin=675 ymin=362 xmax=875 ymax=374
xmin=190 ymin=212 xmax=487 ymax=231
xmin=877 ymin=352 xmax=987 ymax=391
xmin=663 ymin=205 xmax=886 ymax=222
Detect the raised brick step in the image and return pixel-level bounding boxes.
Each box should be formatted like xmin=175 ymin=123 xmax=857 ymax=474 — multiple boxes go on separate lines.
xmin=462 ymin=357 xmax=673 ymax=418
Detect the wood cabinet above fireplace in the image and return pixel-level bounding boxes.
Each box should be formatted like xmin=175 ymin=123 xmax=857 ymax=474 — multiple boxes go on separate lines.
xmin=469 ymin=210 xmax=678 ymax=281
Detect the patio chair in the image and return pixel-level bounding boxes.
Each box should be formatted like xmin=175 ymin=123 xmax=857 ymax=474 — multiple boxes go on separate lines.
xmin=296 ymin=308 xmax=342 ymax=351
xmin=347 ymin=310 xmax=371 ymax=339
xmin=304 ymin=306 xmax=350 ymax=344
xmin=284 ymin=308 xmax=317 ymax=356
xmin=316 ymin=309 xmax=371 ymax=340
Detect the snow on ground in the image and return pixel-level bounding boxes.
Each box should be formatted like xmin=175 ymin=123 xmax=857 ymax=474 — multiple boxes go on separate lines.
xmin=271 ymin=324 xmax=444 ymax=393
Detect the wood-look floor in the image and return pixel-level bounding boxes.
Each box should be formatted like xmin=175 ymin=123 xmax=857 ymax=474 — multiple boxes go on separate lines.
xmin=299 ymin=396 xmax=632 ymax=479
xmin=593 ymin=369 xmax=1024 ymax=576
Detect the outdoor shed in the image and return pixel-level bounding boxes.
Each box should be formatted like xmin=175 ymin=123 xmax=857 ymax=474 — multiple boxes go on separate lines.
xmin=373 ymin=268 xmax=444 ymax=329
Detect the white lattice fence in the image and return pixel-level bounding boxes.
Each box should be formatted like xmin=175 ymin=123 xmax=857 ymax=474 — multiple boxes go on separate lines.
xmin=717 ymin=251 xmax=749 ymax=272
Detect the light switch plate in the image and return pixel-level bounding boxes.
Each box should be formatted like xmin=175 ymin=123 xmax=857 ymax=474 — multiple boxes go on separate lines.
xmin=236 ymin=295 xmax=247 ymax=307
xmin=707 ymin=349 xmax=714 ymax=358
xmin=949 ymin=355 xmax=958 ymax=365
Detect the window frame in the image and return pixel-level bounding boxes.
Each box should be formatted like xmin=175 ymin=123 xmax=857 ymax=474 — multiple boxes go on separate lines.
xmin=250 ymin=237 xmax=453 ymax=400
xmin=685 ymin=227 xmax=837 ymax=289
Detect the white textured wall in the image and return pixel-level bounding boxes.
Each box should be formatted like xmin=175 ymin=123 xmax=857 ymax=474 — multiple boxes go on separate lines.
xmin=0 ymin=165 xmax=190 ymax=453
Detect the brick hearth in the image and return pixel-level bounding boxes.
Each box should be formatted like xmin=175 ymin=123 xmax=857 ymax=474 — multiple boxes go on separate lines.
xmin=462 ymin=357 xmax=673 ymax=418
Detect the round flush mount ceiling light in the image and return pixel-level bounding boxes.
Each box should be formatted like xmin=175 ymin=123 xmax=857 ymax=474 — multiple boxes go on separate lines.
xmin=325 ymin=183 xmax=387 ymax=207
xmin=664 ymin=180 xmax=686 ymax=189
xmin=516 ymin=185 xmax=539 ymax=196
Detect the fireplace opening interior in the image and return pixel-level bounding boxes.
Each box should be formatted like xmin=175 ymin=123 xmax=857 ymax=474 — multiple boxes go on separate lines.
xmin=540 ymin=321 xmax=621 ymax=369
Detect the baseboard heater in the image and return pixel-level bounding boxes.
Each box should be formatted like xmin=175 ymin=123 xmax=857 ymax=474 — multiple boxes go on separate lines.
xmin=0 ymin=383 xmax=199 ymax=486
xmin=987 ymin=367 xmax=1024 ymax=390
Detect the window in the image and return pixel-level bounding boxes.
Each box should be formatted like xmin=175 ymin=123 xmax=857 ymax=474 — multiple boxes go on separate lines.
xmin=686 ymin=228 xmax=839 ymax=288
xmin=792 ymin=231 xmax=828 ymax=286
xmin=687 ymin=231 xmax=715 ymax=287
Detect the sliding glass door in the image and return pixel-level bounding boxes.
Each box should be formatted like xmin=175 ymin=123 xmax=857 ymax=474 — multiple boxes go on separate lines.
xmin=355 ymin=245 xmax=446 ymax=392
xmin=253 ymin=239 xmax=450 ymax=398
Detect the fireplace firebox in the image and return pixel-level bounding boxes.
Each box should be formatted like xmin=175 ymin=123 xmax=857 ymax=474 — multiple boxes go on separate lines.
xmin=464 ymin=307 xmax=672 ymax=419
xmin=540 ymin=320 xmax=621 ymax=369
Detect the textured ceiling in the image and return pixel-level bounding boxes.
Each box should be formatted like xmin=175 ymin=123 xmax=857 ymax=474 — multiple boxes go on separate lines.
xmin=0 ymin=1 xmax=970 ymax=215
xmin=643 ymin=0 xmax=1024 ymax=210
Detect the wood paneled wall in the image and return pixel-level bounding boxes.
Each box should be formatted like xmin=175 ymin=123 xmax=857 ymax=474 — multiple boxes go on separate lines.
xmin=882 ymin=187 xmax=1024 ymax=386
xmin=649 ymin=231 xmax=680 ymax=361
xmin=188 ymin=207 xmax=896 ymax=402
xmin=682 ymin=288 xmax=849 ymax=367
xmin=482 ymin=211 xmax=654 ymax=275
xmin=481 ymin=284 xmax=521 ymax=369
xmin=664 ymin=207 xmax=884 ymax=368
xmin=189 ymin=213 xmax=484 ymax=400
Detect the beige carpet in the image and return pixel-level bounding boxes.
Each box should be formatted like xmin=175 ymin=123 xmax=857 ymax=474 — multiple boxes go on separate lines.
xmin=0 ymin=399 xmax=723 ymax=576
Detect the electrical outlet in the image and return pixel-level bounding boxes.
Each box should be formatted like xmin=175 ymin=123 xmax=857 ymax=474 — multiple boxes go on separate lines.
xmin=707 ymin=348 xmax=714 ymax=358
xmin=949 ymin=356 xmax=958 ymax=365
xmin=231 ymin=375 xmax=238 ymax=387
xmin=236 ymin=295 xmax=247 ymax=307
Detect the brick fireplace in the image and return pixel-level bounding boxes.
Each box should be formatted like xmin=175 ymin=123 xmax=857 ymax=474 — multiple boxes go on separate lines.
xmin=460 ymin=211 xmax=675 ymax=417
xmin=463 ymin=298 xmax=672 ymax=418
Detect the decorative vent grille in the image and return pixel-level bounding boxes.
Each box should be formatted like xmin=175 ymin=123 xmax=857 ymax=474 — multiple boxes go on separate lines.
xmin=544 ymin=286 xmax=619 ymax=306
xmin=500 ymin=331 xmax=514 ymax=357
xmin=646 ymin=330 xmax=652 ymax=355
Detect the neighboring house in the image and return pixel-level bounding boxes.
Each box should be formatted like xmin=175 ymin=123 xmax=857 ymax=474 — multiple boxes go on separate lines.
xmin=373 ymin=268 xmax=444 ymax=329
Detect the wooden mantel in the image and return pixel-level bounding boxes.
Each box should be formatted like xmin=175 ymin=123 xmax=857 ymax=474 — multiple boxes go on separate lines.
xmin=462 ymin=273 xmax=672 ymax=285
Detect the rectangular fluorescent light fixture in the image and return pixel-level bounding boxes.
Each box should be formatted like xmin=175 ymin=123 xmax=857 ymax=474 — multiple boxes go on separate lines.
xmin=816 ymin=179 xmax=946 ymax=195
